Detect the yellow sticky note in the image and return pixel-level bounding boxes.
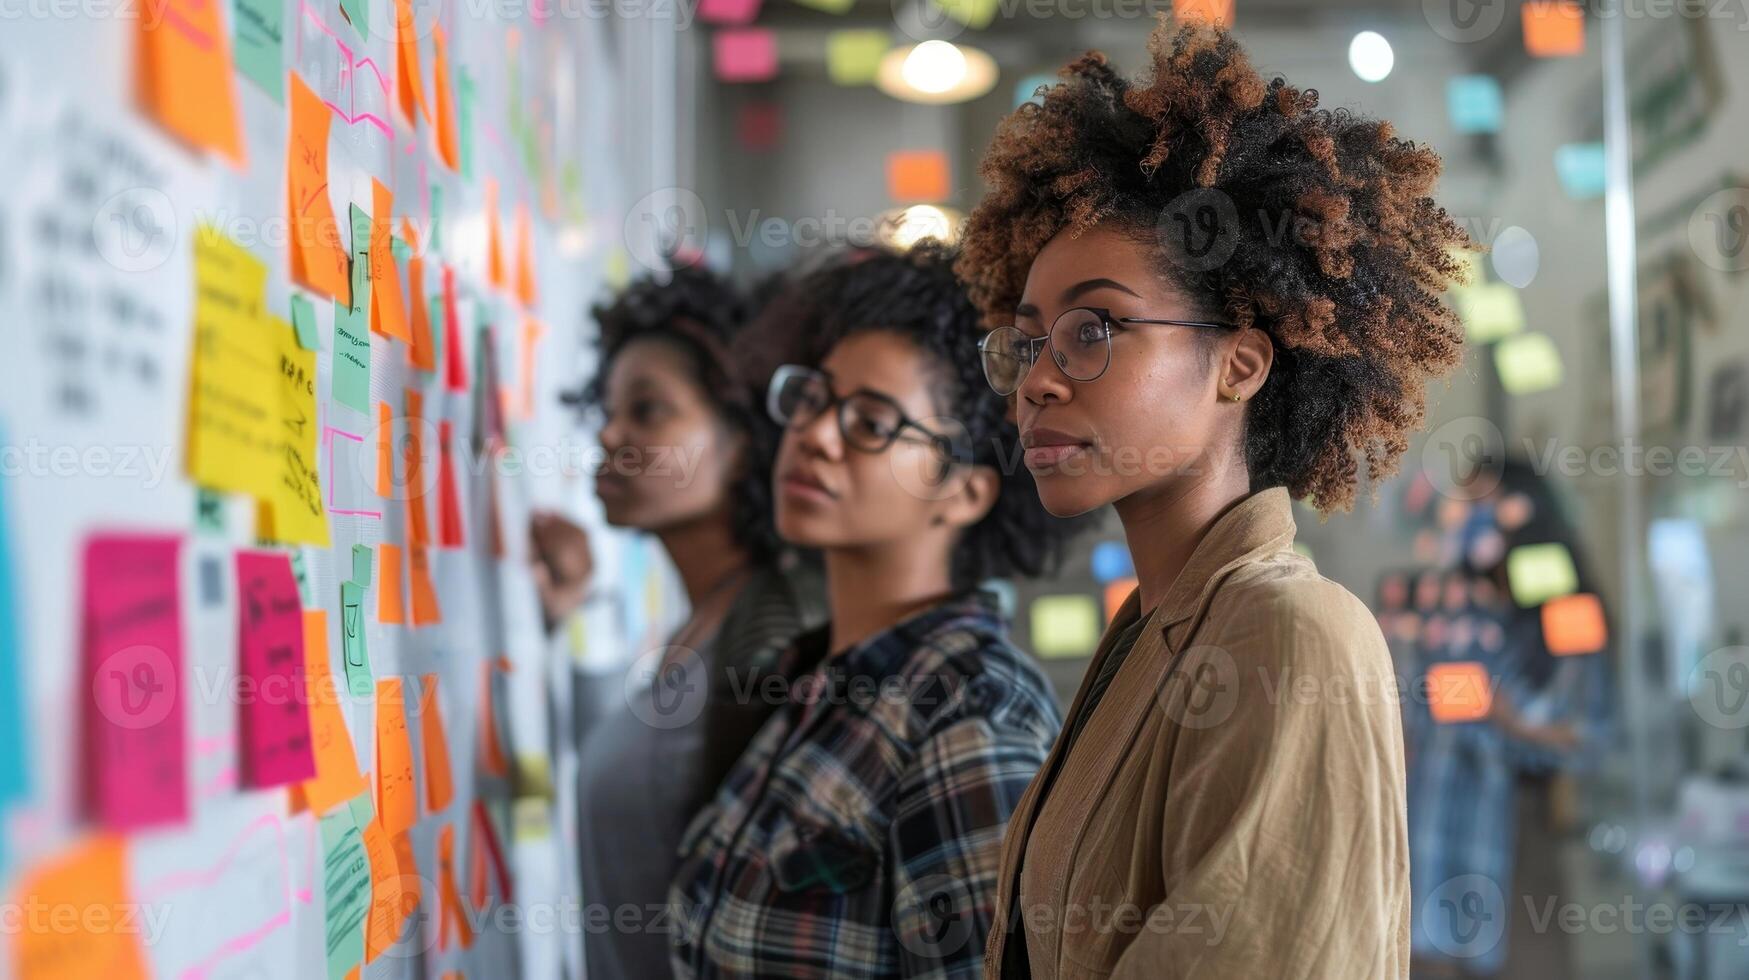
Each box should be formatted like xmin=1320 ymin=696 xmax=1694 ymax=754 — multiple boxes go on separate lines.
xmin=1507 ymin=542 xmax=1579 ymax=607
xmin=826 ymin=30 xmax=890 ymax=86
xmin=1030 ymin=594 xmax=1101 ymax=659
xmin=1494 ymin=332 xmax=1564 ymax=395
xmin=257 ymin=315 xmax=331 ymax=546
xmin=187 ymin=228 xmax=281 ymax=501
xmin=1455 ymin=282 xmax=1525 ymax=343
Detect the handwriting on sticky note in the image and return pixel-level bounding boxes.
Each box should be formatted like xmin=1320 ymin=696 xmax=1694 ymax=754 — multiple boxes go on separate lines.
xmin=300 ymin=610 xmax=369 ymax=816
xmin=331 ymin=205 xmax=375 ymax=413
xmin=288 ymin=72 xmax=350 ymax=303
xmin=375 ymin=678 xmax=417 ymax=835
xmin=340 ymin=581 xmax=373 ymax=698
xmin=258 ymin=315 xmax=331 ymax=546
xmin=82 ymin=533 xmax=187 ymax=831
xmin=187 ymin=228 xmax=281 ymax=501
xmin=319 ymin=800 xmax=370 ymax=979
xmin=9 ymin=836 xmax=150 ymax=980
xmin=237 ymin=551 xmax=316 ymax=788
xmin=369 ymin=179 xmax=412 ymax=342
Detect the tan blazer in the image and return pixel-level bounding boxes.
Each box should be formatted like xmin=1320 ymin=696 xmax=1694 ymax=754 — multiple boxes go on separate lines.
xmin=986 ymin=488 xmax=1410 ymax=979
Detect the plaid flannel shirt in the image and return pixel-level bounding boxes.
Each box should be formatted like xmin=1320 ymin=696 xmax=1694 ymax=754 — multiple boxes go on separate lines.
xmin=668 ymin=589 xmax=1062 ymax=979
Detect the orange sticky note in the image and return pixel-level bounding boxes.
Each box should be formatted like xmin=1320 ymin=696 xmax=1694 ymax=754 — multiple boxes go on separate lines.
xmin=394 ymin=0 xmax=430 ymax=125
xmin=1523 ymin=1 xmax=1584 ymax=57
xmin=887 ymin=150 xmax=950 ymax=203
xmin=138 ymin=0 xmax=244 ymax=165
xmin=375 ymin=678 xmax=418 ymax=835
xmin=1172 ymin=0 xmax=1233 ymax=26
xmin=9 ymin=836 xmax=150 ymax=980
xmin=514 ymin=203 xmax=537 ymax=308
xmin=1103 ymin=577 xmax=1136 ymax=624
xmin=432 ymin=25 xmax=461 ymax=171
xmin=480 ymin=658 xmax=509 ymax=778
xmin=419 ymin=674 xmax=455 ymax=812
xmin=378 ymin=543 xmax=406 ymax=625
xmin=376 ymin=401 xmax=395 ymax=498
xmin=362 ymin=819 xmax=405 ymax=963
xmin=369 ymin=180 xmax=412 ymax=343
xmin=437 ymin=822 xmax=475 ymax=951
xmin=298 ymin=610 xmax=370 ymax=816
xmin=406 ymin=220 xmax=437 ymax=372
xmin=409 ymin=545 xmax=442 ymax=626
xmin=518 ymin=318 xmax=545 ymax=421
xmin=486 ymin=180 xmax=507 ymax=289
xmin=1543 ymin=593 xmax=1607 ymax=656
xmin=1427 ymin=661 xmax=1493 ymax=723
xmin=288 ymin=73 xmax=351 ymax=304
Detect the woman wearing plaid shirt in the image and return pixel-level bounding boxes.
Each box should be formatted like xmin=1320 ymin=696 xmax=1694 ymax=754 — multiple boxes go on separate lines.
xmin=668 ymin=244 xmax=1083 ymax=979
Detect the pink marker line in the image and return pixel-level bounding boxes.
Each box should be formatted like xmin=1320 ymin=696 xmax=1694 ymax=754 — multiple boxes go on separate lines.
xmin=178 ymin=908 xmax=293 ymax=980
xmin=198 ymin=765 xmax=238 ymax=799
xmin=325 ymin=426 xmax=383 ymax=519
xmin=355 ymin=56 xmax=393 ymax=96
xmin=138 ymin=813 xmax=291 ymax=899
xmin=320 ymin=99 xmax=394 ymax=140
xmin=299 ymin=1 xmax=393 ymax=99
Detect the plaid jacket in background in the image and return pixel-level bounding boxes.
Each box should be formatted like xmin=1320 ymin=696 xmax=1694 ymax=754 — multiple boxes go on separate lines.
xmin=668 ymin=589 xmax=1062 ymax=979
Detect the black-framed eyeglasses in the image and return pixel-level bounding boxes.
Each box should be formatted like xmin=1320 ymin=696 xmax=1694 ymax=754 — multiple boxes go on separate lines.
xmin=978 ymin=306 xmax=1236 ymax=396
xmin=767 ymin=364 xmax=965 ymax=464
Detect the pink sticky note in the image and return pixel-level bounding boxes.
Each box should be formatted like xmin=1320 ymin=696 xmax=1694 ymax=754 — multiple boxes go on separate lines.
xmin=699 ymin=0 xmax=761 ymax=23
xmin=82 ymin=533 xmax=188 ymax=831
xmin=714 ymin=29 xmax=777 ymax=83
xmin=236 ymin=551 xmax=316 ymax=788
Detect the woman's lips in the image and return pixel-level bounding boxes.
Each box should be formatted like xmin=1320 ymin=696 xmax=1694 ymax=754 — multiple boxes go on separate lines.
xmin=1024 ymin=443 xmax=1089 ymax=470
xmin=780 ymin=474 xmax=835 ymax=504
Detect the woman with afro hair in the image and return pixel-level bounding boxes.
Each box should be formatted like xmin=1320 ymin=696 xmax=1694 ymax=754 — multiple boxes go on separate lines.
xmin=957 ymin=18 xmax=1477 ymax=979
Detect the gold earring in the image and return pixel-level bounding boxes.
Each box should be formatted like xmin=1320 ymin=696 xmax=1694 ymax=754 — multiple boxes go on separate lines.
xmin=1232 ymin=392 xmax=1242 ymax=402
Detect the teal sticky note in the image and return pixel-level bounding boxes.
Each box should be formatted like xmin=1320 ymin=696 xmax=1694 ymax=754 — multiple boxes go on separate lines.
xmin=195 ymin=488 xmax=225 ymax=533
xmin=351 ymin=544 xmax=373 ymax=587
xmin=233 ymin=0 xmax=285 ymax=103
xmin=340 ymin=581 xmax=373 ymax=698
xmin=1555 ymin=143 xmax=1606 ymax=200
xmin=331 ymin=205 xmax=374 ymax=412
xmin=290 ymin=293 xmax=320 ymax=350
xmin=1447 ymin=75 xmax=1502 ymax=134
xmin=0 ymin=454 xmax=29 ymax=808
xmin=390 ymin=235 xmax=412 ymax=263
xmin=429 ymin=185 xmax=443 ymax=253
xmin=427 ymin=294 xmax=445 ymax=373
xmin=339 ymin=0 xmax=369 ymax=39
xmin=347 ymin=793 xmax=375 ymax=827
xmin=319 ymin=800 xmax=370 ymax=979
xmin=459 ymin=70 xmax=477 ymax=181
xmin=291 ymin=551 xmax=314 ymax=607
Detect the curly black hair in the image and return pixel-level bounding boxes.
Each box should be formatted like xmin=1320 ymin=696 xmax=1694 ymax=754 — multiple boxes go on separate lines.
xmin=957 ymin=18 xmax=1476 ymax=513
xmin=564 ymin=265 xmax=785 ymax=565
xmin=750 ymin=241 xmax=1085 ymax=591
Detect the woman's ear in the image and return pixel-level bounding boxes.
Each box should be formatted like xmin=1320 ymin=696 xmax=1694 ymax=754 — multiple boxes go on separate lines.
xmin=939 ymin=463 xmax=1000 ymax=530
xmin=1221 ymin=328 xmax=1274 ymax=402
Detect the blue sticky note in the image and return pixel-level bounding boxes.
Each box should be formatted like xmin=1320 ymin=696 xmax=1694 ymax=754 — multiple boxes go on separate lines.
xmin=0 ymin=449 xmax=27 ymax=808
xmin=1014 ymin=73 xmax=1054 ymax=108
xmin=1447 ymin=75 xmax=1503 ymax=134
xmin=1090 ymin=541 xmax=1134 ymax=583
xmin=1555 ymin=143 xmax=1606 ymax=200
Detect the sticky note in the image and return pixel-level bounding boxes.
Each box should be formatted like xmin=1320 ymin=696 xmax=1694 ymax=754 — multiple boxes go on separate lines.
xmin=234 ymin=0 xmax=285 ymax=103
xmin=406 ymin=389 xmax=432 ymax=546
xmin=340 ymin=0 xmax=368 ymax=37
xmin=1543 ymin=593 xmax=1606 ymax=656
xmin=442 ymin=265 xmax=468 ymax=391
xmin=736 ymin=102 xmax=783 ymax=151
xmin=298 ymin=610 xmax=370 ymax=816
xmin=480 ymin=659 xmax=510 ymax=778
xmin=458 ymin=68 xmax=476 ymax=179
xmin=935 ymin=0 xmax=997 ymax=28
xmin=186 ymin=229 xmax=280 ymax=500
xmin=1507 ymin=542 xmax=1579 ymax=607
xmin=1427 ymin=661 xmax=1492 ymax=723
xmin=288 ymin=73 xmax=351 ymax=303
xmin=1494 ymin=332 xmax=1564 ymax=395
xmin=1173 ymin=0 xmax=1234 ymax=26
xmin=340 ymin=581 xmax=374 ymax=697
xmin=1523 ymin=1 xmax=1584 ymax=57
xmin=236 ymin=551 xmax=316 ymax=787
xmin=349 ymin=544 xmax=374 ymax=588
xmin=426 ymin=294 xmax=447 ymax=374
xmin=791 ymin=0 xmax=851 ymax=11
xmin=438 ymin=420 xmax=465 ymax=547
xmin=1103 ymin=578 xmax=1136 ymax=624
xmin=436 ymin=822 xmax=474 ymax=951
xmin=1455 ymin=282 xmax=1525 ymax=343
xmin=0 ymin=434 xmax=26 ymax=812
xmin=8 ymin=836 xmax=149 ymax=980
xmin=1447 ymin=75 xmax=1503 ymax=134
xmin=887 ymin=150 xmax=950 ymax=203
xmin=138 ymin=0 xmax=245 ymax=164
xmin=407 ymin=224 xmax=437 ymax=371
xmin=257 ymin=315 xmax=332 ymax=546
xmin=1555 ymin=143 xmax=1606 ymax=200
xmin=289 ymin=292 xmax=321 ymax=350
xmin=432 ymin=25 xmax=461 ymax=170
xmin=320 ymin=800 xmax=371 ymax=980
xmin=419 ymin=674 xmax=455 ymax=812
xmin=82 ymin=534 xmax=187 ymax=831
xmin=470 ymin=799 xmax=512 ymax=902
xmin=369 ymin=180 xmax=412 ymax=342
xmin=714 ymin=29 xmax=777 ymax=83
xmin=1030 ymin=594 xmax=1101 ymax=659
xmin=378 ymin=543 xmax=406 ymax=625
xmin=1090 ymin=541 xmax=1133 ymax=583
xmin=361 ymin=819 xmax=407 ymax=962
xmin=394 ymin=0 xmax=428 ymax=124
xmin=375 ymin=678 xmax=418 ymax=835
xmin=700 ymin=0 xmax=760 ymax=21
xmin=515 ymin=204 xmax=537 ymax=308
xmin=409 ymin=546 xmax=442 ymax=626
xmin=331 ymin=206 xmax=375 ymax=413
xmin=826 ymin=30 xmax=889 ymax=86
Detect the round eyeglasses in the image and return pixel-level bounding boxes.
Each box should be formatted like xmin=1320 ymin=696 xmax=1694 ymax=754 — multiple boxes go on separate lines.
xmin=978 ymin=306 xmax=1236 ymax=396
xmin=767 ymin=364 xmax=965 ymax=463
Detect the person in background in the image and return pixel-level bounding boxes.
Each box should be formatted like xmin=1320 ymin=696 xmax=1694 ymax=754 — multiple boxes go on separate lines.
xmin=530 ymin=264 xmax=826 ymax=980
xmin=954 ymin=19 xmax=1476 ymax=978
xmin=668 ymin=243 xmax=1081 ymax=979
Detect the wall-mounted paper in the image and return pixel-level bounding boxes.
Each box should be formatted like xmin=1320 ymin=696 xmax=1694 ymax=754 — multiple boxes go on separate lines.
xmin=298 ymin=610 xmax=370 ymax=815
xmin=138 ymin=0 xmax=245 ymax=164
xmin=1542 ymin=592 xmax=1606 ymax=655
xmin=1029 ymin=594 xmax=1101 ymax=660
xmin=1427 ymin=661 xmax=1493 ymax=723
xmin=1447 ymin=75 xmax=1503 ymax=134
xmin=1494 ymin=331 xmax=1564 ymax=395
xmin=1555 ymin=143 xmax=1606 ymax=200
xmin=8 ymin=836 xmax=149 ymax=979
xmin=714 ymin=29 xmax=778 ymax=83
xmin=419 ymin=674 xmax=455 ymax=812
xmin=234 ymin=0 xmax=286 ymax=103
xmin=1507 ymin=542 xmax=1579 ymax=607
xmin=288 ymin=73 xmax=351 ymax=303
xmin=237 ymin=550 xmax=316 ymax=788
xmin=320 ymin=799 xmax=371 ymax=980
xmin=340 ymin=581 xmax=373 ymax=697
xmin=887 ymin=150 xmax=950 ymax=203
xmin=1523 ymin=0 xmax=1584 ymax=57
xmin=826 ymin=30 xmax=889 ymax=86
xmin=378 ymin=542 xmax=406 ymax=625
xmin=376 ymin=678 xmax=418 ymax=835
xmin=1454 ymin=282 xmax=1525 ymax=343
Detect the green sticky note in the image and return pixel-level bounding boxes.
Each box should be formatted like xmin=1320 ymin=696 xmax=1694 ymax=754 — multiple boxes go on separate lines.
xmin=290 ymin=293 xmax=320 ymax=350
xmin=1455 ymin=282 xmax=1525 ymax=343
xmin=429 ymin=185 xmax=443 ymax=253
xmin=427 ymin=294 xmax=445 ymax=372
xmin=1494 ymin=332 xmax=1565 ymax=395
xmin=390 ymin=235 xmax=412 ymax=263
xmin=459 ymin=69 xmax=477 ymax=181
xmin=195 ymin=489 xmax=225 ymax=533
xmin=319 ymin=800 xmax=370 ymax=979
xmin=1506 ymin=543 xmax=1579 ymax=607
xmin=1030 ymin=594 xmax=1101 ymax=660
xmin=347 ymin=793 xmax=375 ymax=827
xmin=234 ymin=0 xmax=285 ymax=103
xmin=340 ymin=581 xmax=373 ymax=698
xmin=331 ymin=205 xmax=374 ymax=412
xmin=792 ymin=0 xmax=853 ymax=11
xmin=826 ymin=30 xmax=890 ymax=86
xmin=351 ymin=544 xmax=373 ymax=587
xmin=339 ymin=0 xmax=368 ymax=39
xmin=291 ymin=551 xmax=314 ymax=607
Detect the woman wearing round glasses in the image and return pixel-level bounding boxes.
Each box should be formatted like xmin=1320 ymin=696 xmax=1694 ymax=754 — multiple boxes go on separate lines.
xmin=668 ymin=244 xmax=1080 ymax=978
xmin=957 ymin=21 xmax=1476 ymax=979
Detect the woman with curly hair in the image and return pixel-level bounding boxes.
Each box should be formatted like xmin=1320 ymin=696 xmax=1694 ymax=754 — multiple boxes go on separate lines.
xmin=955 ymin=19 xmax=1476 ymax=979
xmin=668 ymin=243 xmax=1080 ymax=978
xmin=530 ymin=264 xmax=827 ymax=980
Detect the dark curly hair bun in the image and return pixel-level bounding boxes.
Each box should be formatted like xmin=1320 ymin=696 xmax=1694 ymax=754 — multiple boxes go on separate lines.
xmin=957 ymin=17 xmax=1478 ymax=513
